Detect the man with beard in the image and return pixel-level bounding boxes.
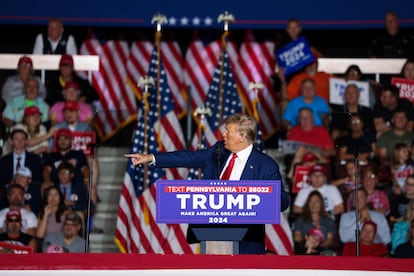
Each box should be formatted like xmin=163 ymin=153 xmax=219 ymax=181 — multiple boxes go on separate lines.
xmin=42 ymin=212 xmax=85 ymax=253
xmin=0 ymin=184 xmax=38 ymax=236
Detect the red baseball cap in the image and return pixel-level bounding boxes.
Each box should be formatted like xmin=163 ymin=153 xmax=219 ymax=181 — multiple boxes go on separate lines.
xmin=308 ymin=228 xmax=325 ymax=242
xmin=302 ymin=152 xmax=318 ymax=163
xmin=6 ymin=209 xmax=22 ymax=221
xmin=309 ymin=164 xmax=326 ymax=175
xmin=24 ymin=106 xmax=42 ymax=116
xmin=63 ymin=80 xmax=79 ymax=91
xmin=18 ymin=56 xmax=33 ymax=67
xmin=56 ymin=128 xmax=72 ymax=138
xmin=59 ymin=54 xmax=74 ymax=66
xmin=63 ymin=101 xmax=79 ymax=111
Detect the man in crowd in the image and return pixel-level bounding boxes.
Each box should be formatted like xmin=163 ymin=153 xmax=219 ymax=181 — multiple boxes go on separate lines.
xmin=0 ymin=184 xmax=38 ymax=236
xmin=293 ymin=164 xmax=344 ymax=217
xmin=339 ymin=189 xmax=391 ymax=246
xmin=33 ymin=18 xmax=77 ymax=55
xmin=43 ymin=212 xmax=85 ymax=253
xmin=0 ymin=210 xmax=37 ymax=253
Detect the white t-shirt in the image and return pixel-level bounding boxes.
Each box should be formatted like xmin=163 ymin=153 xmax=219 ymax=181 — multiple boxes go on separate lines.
xmin=294 ymin=184 xmax=343 ymax=215
xmin=0 ymin=208 xmax=38 ymax=233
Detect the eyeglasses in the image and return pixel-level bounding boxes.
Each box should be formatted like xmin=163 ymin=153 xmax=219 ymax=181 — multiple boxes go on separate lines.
xmin=59 ymin=170 xmax=71 ymax=175
xmin=7 ymin=218 xmax=21 ymax=223
xmin=351 ymin=119 xmax=361 ymax=124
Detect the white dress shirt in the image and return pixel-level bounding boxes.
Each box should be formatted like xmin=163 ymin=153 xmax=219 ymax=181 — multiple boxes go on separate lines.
xmin=220 ymin=144 xmax=253 ymax=180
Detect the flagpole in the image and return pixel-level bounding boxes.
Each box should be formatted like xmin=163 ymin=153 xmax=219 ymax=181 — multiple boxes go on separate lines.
xmin=217 ymin=11 xmax=235 ymax=126
xmin=138 ymin=76 xmax=155 ymax=224
xmin=248 ymin=82 xmax=264 ymax=122
xmin=194 ymin=106 xmax=212 ymax=179
xmin=151 ymin=13 xmax=167 ymax=152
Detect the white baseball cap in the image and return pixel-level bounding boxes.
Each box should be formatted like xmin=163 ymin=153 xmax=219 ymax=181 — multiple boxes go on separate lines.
xmin=15 ymin=166 xmax=32 ymax=178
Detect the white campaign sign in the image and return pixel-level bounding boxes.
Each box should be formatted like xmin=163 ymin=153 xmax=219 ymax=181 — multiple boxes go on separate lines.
xmin=329 ymin=78 xmax=371 ymax=107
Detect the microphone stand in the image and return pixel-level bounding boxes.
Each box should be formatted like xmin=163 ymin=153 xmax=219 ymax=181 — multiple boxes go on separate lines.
xmin=353 ymin=146 xmax=360 ymax=257
xmin=85 ymin=143 xmax=99 ymax=253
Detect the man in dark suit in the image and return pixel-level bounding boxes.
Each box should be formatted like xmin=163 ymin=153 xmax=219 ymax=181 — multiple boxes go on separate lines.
xmin=0 ymin=128 xmax=42 ymax=209
xmin=125 ymin=113 xmax=289 ymax=254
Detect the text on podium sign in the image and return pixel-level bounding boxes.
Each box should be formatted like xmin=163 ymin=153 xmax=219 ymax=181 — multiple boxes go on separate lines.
xmin=156 ymin=180 xmax=281 ymax=224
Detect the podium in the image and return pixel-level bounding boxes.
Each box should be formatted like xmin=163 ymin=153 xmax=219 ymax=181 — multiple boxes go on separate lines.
xmin=156 ymin=179 xmax=282 ymax=255
xmin=191 ymin=226 xmax=248 ymax=254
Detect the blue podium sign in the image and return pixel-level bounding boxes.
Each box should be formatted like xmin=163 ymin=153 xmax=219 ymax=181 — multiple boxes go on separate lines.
xmin=276 ymin=36 xmax=315 ymax=77
xmin=156 ymin=180 xmax=281 ymax=224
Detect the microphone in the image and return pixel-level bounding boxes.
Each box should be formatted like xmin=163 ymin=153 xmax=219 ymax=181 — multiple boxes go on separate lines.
xmin=215 ymin=143 xmax=221 ymax=179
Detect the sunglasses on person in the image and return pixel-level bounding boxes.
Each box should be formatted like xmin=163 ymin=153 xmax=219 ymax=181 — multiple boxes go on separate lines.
xmin=7 ymin=218 xmax=21 ymax=223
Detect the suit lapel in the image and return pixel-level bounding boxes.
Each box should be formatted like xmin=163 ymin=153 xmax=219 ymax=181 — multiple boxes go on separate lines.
xmin=240 ymin=149 xmax=258 ymax=180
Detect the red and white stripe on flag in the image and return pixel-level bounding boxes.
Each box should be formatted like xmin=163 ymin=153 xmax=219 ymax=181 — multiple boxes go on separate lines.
xmin=237 ymin=31 xmax=280 ymax=139
xmin=160 ymin=41 xmax=186 ymax=117
xmin=184 ymin=38 xmax=220 ymax=112
xmin=80 ymin=39 xmax=137 ymax=140
xmin=115 ymin=173 xmax=197 ymax=253
xmin=265 ymin=215 xmax=294 ymax=255
xmin=127 ymin=40 xmax=186 ymax=117
xmin=126 ymin=40 xmax=153 ymax=100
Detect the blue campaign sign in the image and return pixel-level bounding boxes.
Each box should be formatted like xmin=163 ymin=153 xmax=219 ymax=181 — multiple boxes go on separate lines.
xmin=156 ymin=180 xmax=281 ymax=224
xmin=276 ymin=37 xmax=315 ymax=77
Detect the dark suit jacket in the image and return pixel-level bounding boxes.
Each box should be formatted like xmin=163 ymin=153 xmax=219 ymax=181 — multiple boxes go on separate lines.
xmin=0 ymin=152 xmax=42 ymax=187
xmin=0 ymin=151 xmax=43 ymax=210
xmin=155 ymin=141 xmax=289 ymax=245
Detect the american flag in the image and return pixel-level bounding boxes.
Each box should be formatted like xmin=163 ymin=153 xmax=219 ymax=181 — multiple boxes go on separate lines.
xmin=115 ymin=42 xmax=196 ymax=254
xmin=127 ymin=38 xmax=186 ymax=117
xmin=184 ymin=37 xmax=220 ymax=115
xmin=236 ymin=30 xmax=280 ymax=139
xmin=79 ymin=38 xmax=137 ymax=140
xmin=191 ymin=41 xmax=242 ymax=148
xmin=189 ymin=34 xmax=292 ymax=255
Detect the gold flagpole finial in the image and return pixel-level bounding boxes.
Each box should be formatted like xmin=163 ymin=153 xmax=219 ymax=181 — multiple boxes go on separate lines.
xmin=138 ymin=76 xmax=155 ymax=92
xmin=217 ymin=11 xmax=235 ymax=32
xmin=249 ymin=82 xmax=264 ymax=122
xmin=194 ymin=106 xmax=212 ymax=127
xmin=151 ymin=13 xmax=168 ymax=32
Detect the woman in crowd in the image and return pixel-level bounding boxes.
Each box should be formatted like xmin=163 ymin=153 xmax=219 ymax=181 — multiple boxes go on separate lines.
xmin=391 ymin=199 xmax=414 ymax=254
xmin=2 ymin=106 xmax=55 ymax=156
xmin=400 ymin=59 xmax=414 ymax=80
xmin=293 ymin=190 xmax=336 ymax=255
xmin=49 ymin=80 xmax=93 ymax=126
xmin=355 ymin=166 xmax=390 ymax=215
xmin=391 ymin=143 xmax=414 ymax=196
xmin=336 ymin=113 xmax=377 ymax=165
xmin=36 ymin=186 xmax=67 ymax=239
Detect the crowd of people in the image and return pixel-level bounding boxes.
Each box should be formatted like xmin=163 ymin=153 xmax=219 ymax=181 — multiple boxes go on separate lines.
xmin=277 ymin=12 xmax=414 ymax=258
xmin=0 ymin=18 xmax=98 ymax=254
xmin=1 ymin=12 xmax=414 ymax=257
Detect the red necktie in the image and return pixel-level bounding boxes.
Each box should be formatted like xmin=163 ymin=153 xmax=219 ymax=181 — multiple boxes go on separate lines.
xmin=221 ymin=153 xmax=237 ymax=180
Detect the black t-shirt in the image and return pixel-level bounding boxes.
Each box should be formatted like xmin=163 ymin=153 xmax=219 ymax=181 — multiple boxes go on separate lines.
xmin=330 ymin=104 xmax=375 ymax=133
xmin=337 ymin=131 xmax=376 ymax=154
xmin=43 ymin=150 xmax=88 ymax=186
xmin=46 ymin=75 xmax=99 ymax=106
xmin=0 ymin=232 xmax=33 ymax=246
xmin=394 ymin=241 xmax=414 ymax=258
xmin=373 ymin=98 xmax=414 ymax=125
xmin=369 ymin=32 xmax=414 ymax=58
xmin=390 ymin=195 xmax=411 ymax=219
